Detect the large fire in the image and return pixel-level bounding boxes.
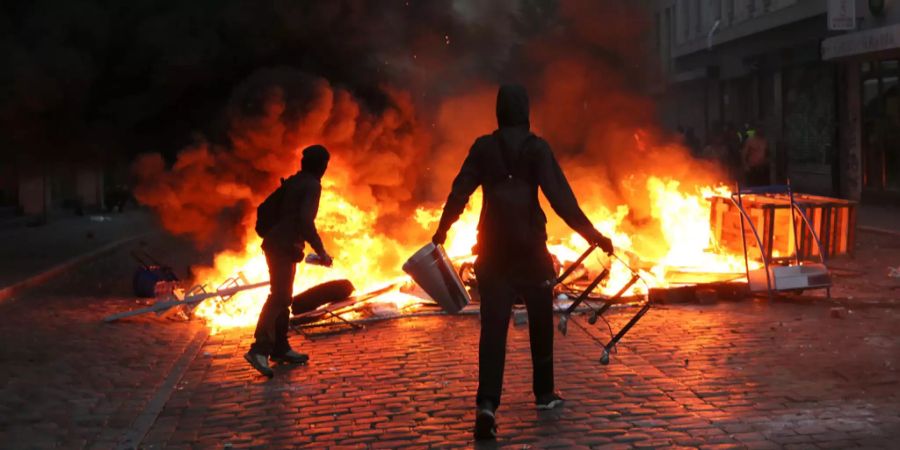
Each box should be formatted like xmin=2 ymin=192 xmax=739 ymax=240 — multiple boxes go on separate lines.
xmin=192 ymin=168 xmax=757 ymax=333
xmin=122 ymin=0 xmax=714 ymax=334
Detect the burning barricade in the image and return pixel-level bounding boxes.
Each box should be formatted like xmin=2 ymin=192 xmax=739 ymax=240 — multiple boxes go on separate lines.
xmin=105 ymin=177 xmax=738 ymax=331
xmin=106 ymin=176 xmax=851 ymax=341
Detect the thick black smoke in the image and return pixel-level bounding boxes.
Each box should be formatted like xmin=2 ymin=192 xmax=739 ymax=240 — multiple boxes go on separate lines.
xmin=0 ymin=0 xmax=551 ymax=163
xmin=5 ymin=1 xmax=707 ymax=262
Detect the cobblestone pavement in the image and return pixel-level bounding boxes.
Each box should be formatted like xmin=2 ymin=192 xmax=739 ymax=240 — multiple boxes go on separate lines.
xmin=0 ymin=210 xmax=156 ymax=289
xmin=0 ymin=232 xmax=210 ymax=449
xmin=0 ymin=228 xmax=898 ymax=449
xmin=828 ymin=230 xmax=900 ymax=304
xmin=143 ymin=301 xmax=900 ymax=449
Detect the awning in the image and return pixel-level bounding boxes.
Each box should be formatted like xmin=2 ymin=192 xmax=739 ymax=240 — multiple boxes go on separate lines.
xmin=822 ymin=23 xmax=900 ymax=60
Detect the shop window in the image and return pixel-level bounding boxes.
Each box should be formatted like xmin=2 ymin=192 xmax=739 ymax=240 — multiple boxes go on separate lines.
xmin=863 ymin=79 xmax=880 ymax=109
xmin=783 ymin=63 xmax=836 ymax=165
xmin=860 ymin=60 xmax=900 ymax=192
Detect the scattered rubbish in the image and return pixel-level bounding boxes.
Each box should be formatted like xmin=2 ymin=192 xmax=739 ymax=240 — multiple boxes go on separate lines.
xmin=402 ymin=243 xmax=470 ymax=314
xmin=370 ymin=302 xmax=400 ymax=317
xmin=89 ymin=215 xmax=112 ymax=222
xmin=131 ymin=250 xmax=179 ymax=298
xmin=105 ymin=274 xmax=268 ymax=322
xmin=290 ymin=279 xmax=355 ymax=315
xmin=888 ymin=266 xmax=900 ymax=278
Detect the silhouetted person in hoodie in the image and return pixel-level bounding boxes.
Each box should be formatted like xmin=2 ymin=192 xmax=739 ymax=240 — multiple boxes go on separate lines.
xmin=432 ymin=84 xmax=614 ymax=440
xmin=245 ymin=145 xmax=333 ymax=378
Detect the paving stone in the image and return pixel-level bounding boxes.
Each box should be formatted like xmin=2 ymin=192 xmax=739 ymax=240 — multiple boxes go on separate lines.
xmin=3 ymin=234 xmax=900 ymax=448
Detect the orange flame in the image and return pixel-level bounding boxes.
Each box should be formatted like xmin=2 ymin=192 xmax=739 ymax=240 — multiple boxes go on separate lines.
xmin=193 ymin=165 xmax=755 ymax=333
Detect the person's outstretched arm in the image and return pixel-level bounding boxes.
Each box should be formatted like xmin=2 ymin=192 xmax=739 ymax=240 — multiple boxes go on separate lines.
xmin=296 ymin=178 xmax=328 ymax=261
xmin=432 ymin=144 xmax=482 ymax=245
xmin=535 ymin=140 xmax=613 ymax=254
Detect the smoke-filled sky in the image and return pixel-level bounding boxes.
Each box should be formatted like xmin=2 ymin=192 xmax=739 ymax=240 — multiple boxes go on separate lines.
xmin=3 ymin=1 xmax=725 ymax=260
xmin=1 ymin=0 xmax=555 ymax=162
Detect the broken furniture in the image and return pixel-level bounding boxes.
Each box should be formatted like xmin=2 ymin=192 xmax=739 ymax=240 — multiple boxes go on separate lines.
xmin=717 ymin=183 xmax=842 ymax=299
xmin=289 ymin=283 xmax=396 ymax=337
xmin=402 ymin=243 xmax=471 ymax=314
xmin=103 ymin=273 xmax=268 ymax=322
xmin=552 ymin=244 xmax=651 ymax=365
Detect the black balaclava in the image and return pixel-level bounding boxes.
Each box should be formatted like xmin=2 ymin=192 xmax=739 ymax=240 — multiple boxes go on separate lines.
xmin=300 ymin=144 xmax=330 ymax=178
xmin=496 ymin=84 xmax=530 ymax=130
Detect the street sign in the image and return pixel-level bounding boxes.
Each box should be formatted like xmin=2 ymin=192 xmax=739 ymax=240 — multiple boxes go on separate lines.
xmin=828 ymin=0 xmax=856 ymax=31
xmin=822 ymin=23 xmax=900 ymax=60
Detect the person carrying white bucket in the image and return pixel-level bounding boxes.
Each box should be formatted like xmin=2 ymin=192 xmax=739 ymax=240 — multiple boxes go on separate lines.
xmin=430 ymin=84 xmax=614 ymax=441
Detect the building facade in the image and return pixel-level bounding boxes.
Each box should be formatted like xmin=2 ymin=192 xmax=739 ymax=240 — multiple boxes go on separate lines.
xmin=0 ymin=158 xmax=108 ymax=222
xmin=650 ymin=0 xmax=900 ymax=203
xmin=824 ymin=0 xmax=900 ymax=202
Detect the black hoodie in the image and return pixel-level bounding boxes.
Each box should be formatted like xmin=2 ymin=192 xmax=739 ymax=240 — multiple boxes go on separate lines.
xmin=435 ymin=84 xmax=602 ymax=279
xmin=261 ymin=145 xmax=329 ymax=258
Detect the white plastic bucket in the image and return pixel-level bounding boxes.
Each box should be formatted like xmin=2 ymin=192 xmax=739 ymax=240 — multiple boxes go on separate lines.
xmin=402 ymin=243 xmax=471 ymax=314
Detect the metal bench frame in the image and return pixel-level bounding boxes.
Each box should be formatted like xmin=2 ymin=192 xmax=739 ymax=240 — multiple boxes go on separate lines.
xmin=730 ymin=181 xmax=831 ymax=300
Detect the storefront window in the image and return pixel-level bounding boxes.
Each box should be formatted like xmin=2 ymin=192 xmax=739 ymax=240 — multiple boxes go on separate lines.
xmin=862 ymin=61 xmax=872 ymax=75
xmin=863 ymin=79 xmax=879 ymax=108
xmin=860 ymin=60 xmax=900 ymax=192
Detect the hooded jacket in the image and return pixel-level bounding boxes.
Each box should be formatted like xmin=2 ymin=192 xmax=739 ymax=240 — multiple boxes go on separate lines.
xmin=434 ymin=84 xmax=601 ymax=278
xmin=261 ymin=145 xmax=329 ymax=258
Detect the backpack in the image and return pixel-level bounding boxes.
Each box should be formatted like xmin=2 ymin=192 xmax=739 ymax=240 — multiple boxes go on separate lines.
xmin=479 ymin=132 xmax=545 ymax=254
xmin=255 ymin=178 xmax=286 ymax=238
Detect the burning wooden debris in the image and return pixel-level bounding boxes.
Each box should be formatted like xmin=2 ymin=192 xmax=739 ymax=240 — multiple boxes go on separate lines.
xmin=105 ymin=185 xmax=850 ymax=347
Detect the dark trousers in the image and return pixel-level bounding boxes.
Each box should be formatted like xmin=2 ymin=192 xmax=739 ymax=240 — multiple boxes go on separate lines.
xmin=475 ymin=274 xmax=555 ymax=409
xmin=250 ymin=250 xmax=297 ymax=356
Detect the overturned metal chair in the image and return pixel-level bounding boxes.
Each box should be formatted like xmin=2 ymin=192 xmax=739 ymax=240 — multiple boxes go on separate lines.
xmin=552 ymin=244 xmax=651 ymax=365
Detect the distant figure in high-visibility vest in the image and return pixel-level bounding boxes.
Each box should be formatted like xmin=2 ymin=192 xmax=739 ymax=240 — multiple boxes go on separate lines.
xmin=742 ymin=125 xmax=770 ymax=186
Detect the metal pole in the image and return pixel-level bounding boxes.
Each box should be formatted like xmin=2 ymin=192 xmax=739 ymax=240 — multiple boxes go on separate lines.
xmin=787 ymin=179 xmax=801 ymax=266
xmin=736 ymin=183 xmax=751 ymax=285
xmin=547 ymin=243 xmax=598 ymax=288
xmin=563 ymin=268 xmax=609 ymax=315
xmin=599 ymin=302 xmax=652 ymax=365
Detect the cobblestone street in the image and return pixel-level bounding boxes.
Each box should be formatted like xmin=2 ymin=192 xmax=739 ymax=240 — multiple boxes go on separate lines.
xmin=5 ymin=0 xmax=900 ymax=448
xmin=143 ymin=303 xmax=900 ymax=449
xmin=1 ymin=231 xmax=898 ymax=449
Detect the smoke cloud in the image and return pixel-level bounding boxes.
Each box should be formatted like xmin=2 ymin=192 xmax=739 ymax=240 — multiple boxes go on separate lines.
xmin=4 ymin=0 xmax=728 ymax=267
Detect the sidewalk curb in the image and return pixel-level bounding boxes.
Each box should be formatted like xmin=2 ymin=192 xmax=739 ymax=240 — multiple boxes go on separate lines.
xmin=0 ymin=231 xmax=158 ymax=303
xmin=859 ymin=225 xmax=900 ymax=238
xmin=117 ymin=328 xmax=209 ymax=450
